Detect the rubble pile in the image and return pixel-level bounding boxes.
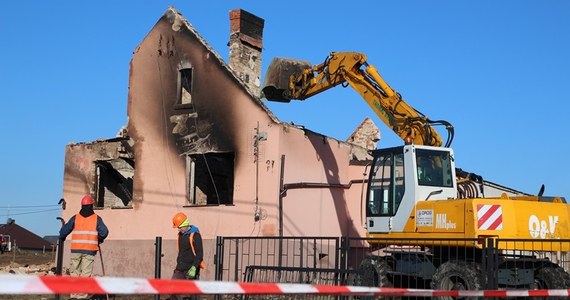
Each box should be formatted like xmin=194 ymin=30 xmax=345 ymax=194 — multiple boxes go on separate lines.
xmin=0 ymin=251 xmax=57 ymax=275
xmin=0 ymin=261 xmax=56 ymax=275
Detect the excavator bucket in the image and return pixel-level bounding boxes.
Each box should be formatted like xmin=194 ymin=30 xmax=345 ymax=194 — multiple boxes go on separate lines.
xmin=261 ymin=57 xmax=312 ymax=102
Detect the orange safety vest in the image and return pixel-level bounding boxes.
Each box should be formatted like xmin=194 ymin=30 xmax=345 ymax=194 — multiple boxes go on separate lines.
xmin=70 ymin=214 xmax=99 ymax=252
xmin=189 ymin=232 xmax=207 ymax=270
xmin=178 ymin=232 xmax=206 ymax=270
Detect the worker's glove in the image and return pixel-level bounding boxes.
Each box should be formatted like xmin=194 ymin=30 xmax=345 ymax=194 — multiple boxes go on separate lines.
xmin=186 ymin=266 xmax=197 ymax=279
xmin=98 ymin=237 xmax=104 ymax=244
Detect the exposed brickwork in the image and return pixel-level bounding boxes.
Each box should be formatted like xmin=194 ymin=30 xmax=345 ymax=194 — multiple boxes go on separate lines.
xmin=347 ymin=117 xmax=381 ymax=160
xmin=230 ymin=9 xmax=264 ymax=41
xmin=228 ymin=9 xmax=265 ymax=97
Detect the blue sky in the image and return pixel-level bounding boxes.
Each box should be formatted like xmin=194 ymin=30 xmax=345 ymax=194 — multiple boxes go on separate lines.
xmin=1 ymin=1 xmax=569 ymax=237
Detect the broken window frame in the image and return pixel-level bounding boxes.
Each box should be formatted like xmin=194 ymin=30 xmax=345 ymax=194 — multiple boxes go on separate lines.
xmin=185 ymin=152 xmax=235 ymax=206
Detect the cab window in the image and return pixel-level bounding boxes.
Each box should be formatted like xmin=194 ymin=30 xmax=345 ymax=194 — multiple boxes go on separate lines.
xmin=416 ymin=149 xmax=453 ymax=187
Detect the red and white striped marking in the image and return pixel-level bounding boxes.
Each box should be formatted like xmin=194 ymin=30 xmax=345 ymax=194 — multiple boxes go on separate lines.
xmin=1 ymin=274 xmax=570 ymax=297
xmin=477 ymin=204 xmax=503 ymax=230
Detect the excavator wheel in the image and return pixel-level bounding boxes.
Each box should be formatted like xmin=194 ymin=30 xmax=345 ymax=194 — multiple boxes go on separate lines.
xmin=534 ymin=265 xmax=570 ymax=289
xmin=349 ymin=256 xmax=399 ymax=300
xmin=431 ymin=260 xmax=485 ymax=300
xmin=358 ymin=256 xmax=394 ymax=287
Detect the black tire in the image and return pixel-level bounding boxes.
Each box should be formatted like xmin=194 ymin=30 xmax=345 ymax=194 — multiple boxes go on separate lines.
xmin=351 ymin=256 xmax=398 ymax=300
xmin=431 ymin=261 xmax=484 ymax=300
xmin=346 ymin=272 xmax=362 ymax=286
xmin=535 ymin=265 xmax=570 ymax=289
xmin=345 ymin=272 xmax=364 ymax=300
xmin=358 ymin=256 xmax=394 ymax=288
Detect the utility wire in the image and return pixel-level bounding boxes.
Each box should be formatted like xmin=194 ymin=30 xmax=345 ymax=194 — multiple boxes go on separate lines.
xmin=0 ymin=208 xmax=60 ymax=217
xmin=0 ymin=204 xmax=60 ymax=209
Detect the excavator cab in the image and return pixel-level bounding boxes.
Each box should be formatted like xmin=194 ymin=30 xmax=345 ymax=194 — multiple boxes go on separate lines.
xmin=366 ymin=144 xmax=457 ymax=233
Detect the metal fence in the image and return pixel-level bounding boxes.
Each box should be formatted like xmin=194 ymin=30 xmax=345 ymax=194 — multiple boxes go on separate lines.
xmin=214 ymin=236 xmax=342 ymax=282
xmin=214 ymin=236 xmax=570 ymax=294
xmin=341 ymin=237 xmax=483 ymax=291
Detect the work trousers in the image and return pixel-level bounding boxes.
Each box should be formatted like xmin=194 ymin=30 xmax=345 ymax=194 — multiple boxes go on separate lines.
xmin=169 ymin=269 xmax=200 ymax=300
xmin=69 ymin=252 xmax=96 ymax=299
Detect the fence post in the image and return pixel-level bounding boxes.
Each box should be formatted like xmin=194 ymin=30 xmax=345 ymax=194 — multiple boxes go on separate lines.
xmin=298 ymin=237 xmax=304 ymax=283
xmin=55 ymin=238 xmax=64 ymax=275
xmin=339 ymin=237 xmax=348 ymax=271
xmin=335 ymin=237 xmax=344 ymax=286
xmin=492 ymin=238 xmax=499 ymax=289
xmin=484 ymin=237 xmax=498 ymax=290
xmin=214 ymin=236 xmax=223 ymax=300
xmin=233 ymin=239 xmax=240 ymax=282
xmin=215 ymin=236 xmax=223 ymax=281
xmin=54 ymin=237 xmax=64 ymax=300
xmin=154 ymin=236 xmax=162 ymax=300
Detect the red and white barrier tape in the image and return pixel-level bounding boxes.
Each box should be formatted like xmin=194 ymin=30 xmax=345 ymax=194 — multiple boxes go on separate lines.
xmin=1 ymin=274 xmax=570 ymax=297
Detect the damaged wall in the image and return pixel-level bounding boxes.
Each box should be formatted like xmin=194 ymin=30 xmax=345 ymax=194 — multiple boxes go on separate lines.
xmin=61 ymin=7 xmax=371 ymax=279
xmin=63 ymin=138 xmax=134 ymax=209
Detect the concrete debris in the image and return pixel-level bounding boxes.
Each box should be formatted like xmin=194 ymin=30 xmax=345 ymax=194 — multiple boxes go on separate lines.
xmin=0 ymin=261 xmax=56 ymax=275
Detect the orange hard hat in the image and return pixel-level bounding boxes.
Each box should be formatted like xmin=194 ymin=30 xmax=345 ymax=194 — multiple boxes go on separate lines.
xmin=81 ymin=195 xmax=94 ymax=205
xmin=172 ymin=212 xmax=188 ymax=228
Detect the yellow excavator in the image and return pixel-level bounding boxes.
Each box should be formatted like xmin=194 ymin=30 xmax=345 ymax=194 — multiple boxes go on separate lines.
xmin=262 ymin=52 xmax=570 ymax=291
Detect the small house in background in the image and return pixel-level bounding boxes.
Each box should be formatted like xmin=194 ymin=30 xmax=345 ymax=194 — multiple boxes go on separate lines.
xmin=60 ymin=7 xmax=378 ymax=279
xmin=0 ymin=219 xmax=54 ymax=253
xmin=42 ymin=235 xmax=60 ymax=246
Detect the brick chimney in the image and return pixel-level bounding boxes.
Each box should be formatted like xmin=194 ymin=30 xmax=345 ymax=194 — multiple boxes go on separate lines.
xmin=228 ymin=9 xmax=265 ymax=97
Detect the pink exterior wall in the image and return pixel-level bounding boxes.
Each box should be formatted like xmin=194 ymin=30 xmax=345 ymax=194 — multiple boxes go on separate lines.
xmin=61 ymin=7 xmax=369 ymax=279
xmin=277 ymin=130 xmax=366 ymax=238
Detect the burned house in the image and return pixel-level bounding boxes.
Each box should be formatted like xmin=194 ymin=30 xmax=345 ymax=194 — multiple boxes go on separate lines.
xmin=61 ymin=7 xmax=377 ymax=279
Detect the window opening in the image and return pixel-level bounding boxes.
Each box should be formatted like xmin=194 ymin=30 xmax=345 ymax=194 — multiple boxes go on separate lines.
xmin=178 ymin=68 xmax=193 ymax=106
xmin=186 ymin=152 xmax=234 ymax=206
xmin=94 ymin=158 xmax=134 ymax=208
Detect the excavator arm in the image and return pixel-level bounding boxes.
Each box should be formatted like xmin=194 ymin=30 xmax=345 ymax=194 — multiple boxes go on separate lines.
xmin=262 ymin=52 xmax=454 ymax=147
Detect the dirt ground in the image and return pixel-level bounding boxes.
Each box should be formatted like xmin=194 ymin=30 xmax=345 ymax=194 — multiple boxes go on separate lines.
xmin=0 ymin=251 xmax=161 ymax=300
xmin=0 ymin=251 xmax=56 ymax=268
xmin=0 ymin=252 xmax=224 ymax=299
xmin=0 ymin=253 xmax=262 ymax=299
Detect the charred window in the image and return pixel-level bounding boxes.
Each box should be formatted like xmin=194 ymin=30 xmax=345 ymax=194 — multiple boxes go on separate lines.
xmin=177 ymin=68 xmax=193 ymax=106
xmin=93 ymin=158 xmax=134 ymax=208
xmin=186 ymin=152 xmax=234 ymax=206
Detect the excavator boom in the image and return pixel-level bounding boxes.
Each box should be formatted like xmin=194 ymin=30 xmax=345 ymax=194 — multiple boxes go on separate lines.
xmin=262 ymin=52 xmax=453 ymax=147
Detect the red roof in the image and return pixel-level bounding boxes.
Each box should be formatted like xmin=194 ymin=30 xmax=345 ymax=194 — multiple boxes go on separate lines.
xmin=0 ymin=222 xmax=54 ymax=251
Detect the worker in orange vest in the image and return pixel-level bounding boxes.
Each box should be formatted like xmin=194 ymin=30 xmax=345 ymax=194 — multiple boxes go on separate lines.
xmin=59 ymin=195 xmax=109 ymax=299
